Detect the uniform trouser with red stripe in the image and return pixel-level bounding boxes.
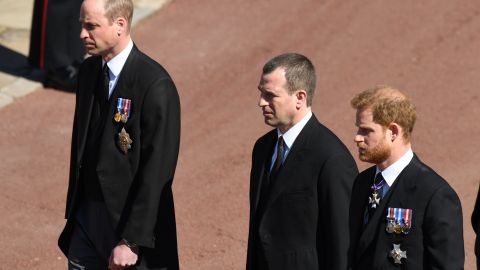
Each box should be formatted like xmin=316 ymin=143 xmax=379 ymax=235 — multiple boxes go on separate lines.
xmin=28 ymin=0 xmax=85 ymax=70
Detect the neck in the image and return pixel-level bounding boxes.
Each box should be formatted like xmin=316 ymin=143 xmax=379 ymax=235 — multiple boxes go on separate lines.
xmin=377 ymin=142 xmax=411 ymax=170
xmin=279 ymin=107 xmax=310 ymax=133
xmin=103 ymin=36 xmax=131 ymax=62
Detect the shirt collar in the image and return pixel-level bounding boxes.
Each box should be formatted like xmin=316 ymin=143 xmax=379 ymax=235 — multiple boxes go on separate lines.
xmin=376 ymin=149 xmax=414 ymax=187
xmin=277 ymin=110 xmax=313 ymax=149
xmin=103 ymin=39 xmax=133 ymax=76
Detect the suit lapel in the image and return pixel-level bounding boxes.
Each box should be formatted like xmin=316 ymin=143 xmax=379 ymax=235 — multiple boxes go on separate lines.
xmin=108 ymin=45 xmax=139 ymax=104
xmin=350 ymin=169 xmax=375 ymax=259
xmin=96 ymin=46 xmax=139 ymax=174
xmin=76 ymin=57 xmax=103 ymax=165
xmin=251 ymin=132 xmax=276 ymax=215
xmin=264 ymin=116 xmax=317 ymax=209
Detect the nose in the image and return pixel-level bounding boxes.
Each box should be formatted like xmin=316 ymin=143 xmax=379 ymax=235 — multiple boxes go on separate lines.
xmin=354 ymin=133 xmax=363 ymax=143
xmin=80 ymin=27 xmax=88 ymax=39
xmin=258 ymin=95 xmax=268 ymax=107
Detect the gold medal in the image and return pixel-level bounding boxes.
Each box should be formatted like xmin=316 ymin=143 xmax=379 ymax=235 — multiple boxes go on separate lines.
xmin=117 ymin=127 xmax=132 ymax=154
xmin=114 ymin=112 xmax=122 ymax=122
xmin=393 ymin=223 xmax=402 ymax=234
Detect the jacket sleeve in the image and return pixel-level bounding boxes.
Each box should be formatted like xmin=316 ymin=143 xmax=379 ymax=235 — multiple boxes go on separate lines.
xmin=121 ymin=77 xmax=181 ymax=248
xmin=317 ymin=152 xmax=358 ymax=270
xmin=424 ymin=184 xmax=464 ymax=270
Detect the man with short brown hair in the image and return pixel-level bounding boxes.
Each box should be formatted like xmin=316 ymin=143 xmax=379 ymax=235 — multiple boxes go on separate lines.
xmin=58 ymin=0 xmax=180 ymax=269
xmin=246 ymin=53 xmax=358 ymax=270
xmin=348 ymin=85 xmax=464 ymax=269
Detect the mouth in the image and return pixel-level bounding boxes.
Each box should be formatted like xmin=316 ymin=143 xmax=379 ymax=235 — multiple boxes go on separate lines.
xmin=83 ymin=43 xmax=95 ymax=49
xmin=262 ymin=110 xmax=273 ymax=116
xmin=357 ymin=145 xmax=366 ymax=154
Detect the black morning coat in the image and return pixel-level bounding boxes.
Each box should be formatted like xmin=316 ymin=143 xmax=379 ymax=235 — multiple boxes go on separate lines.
xmin=58 ymin=45 xmax=181 ymax=270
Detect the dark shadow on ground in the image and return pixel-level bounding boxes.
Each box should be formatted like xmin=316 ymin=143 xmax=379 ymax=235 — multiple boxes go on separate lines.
xmin=0 ymin=45 xmax=45 ymax=82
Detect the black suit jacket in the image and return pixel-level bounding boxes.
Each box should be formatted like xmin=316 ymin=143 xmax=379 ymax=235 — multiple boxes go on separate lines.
xmin=349 ymin=155 xmax=464 ymax=270
xmin=472 ymin=184 xmax=480 ymax=268
xmin=246 ymin=115 xmax=358 ymax=270
xmin=58 ymin=45 xmax=180 ymax=269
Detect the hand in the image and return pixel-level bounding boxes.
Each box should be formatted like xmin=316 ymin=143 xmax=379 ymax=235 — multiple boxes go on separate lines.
xmin=108 ymin=240 xmax=139 ymax=270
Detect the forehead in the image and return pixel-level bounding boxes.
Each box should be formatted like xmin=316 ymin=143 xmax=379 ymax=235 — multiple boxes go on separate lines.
xmin=258 ymin=68 xmax=286 ymax=90
xmin=80 ymin=0 xmax=106 ymax=21
xmin=355 ymin=108 xmax=375 ymax=125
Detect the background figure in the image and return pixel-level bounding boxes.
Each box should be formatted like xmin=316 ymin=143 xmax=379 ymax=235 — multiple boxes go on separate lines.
xmin=29 ymin=0 xmax=85 ymax=92
xmin=58 ymin=0 xmax=180 ymax=269
xmin=348 ymin=86 xmax=464 ymax=269
xmin=246 ymin=53 xmax=358 ymax=270
xmin=473 ymin=184 xmax=480 ymax=269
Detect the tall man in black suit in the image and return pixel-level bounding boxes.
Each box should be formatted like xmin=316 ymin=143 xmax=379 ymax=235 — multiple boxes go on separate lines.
xmin=58 ymin=0 xmax=180 ymax=269
xmin=246 ymin=53 xmax=358 ymax=270
xmin=348 ymin=86 xmax=464 ymax=269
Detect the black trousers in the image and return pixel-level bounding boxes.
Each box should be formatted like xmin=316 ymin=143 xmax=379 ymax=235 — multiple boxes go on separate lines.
xmin=28 ymin=0 xmax=84 ymax=70
xmin=68 ymin=199 xmax=120 ymax=269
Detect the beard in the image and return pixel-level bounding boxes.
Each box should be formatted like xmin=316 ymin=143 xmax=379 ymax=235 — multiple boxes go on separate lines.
xmin=358 ymin=136 xmax=391 ymax=164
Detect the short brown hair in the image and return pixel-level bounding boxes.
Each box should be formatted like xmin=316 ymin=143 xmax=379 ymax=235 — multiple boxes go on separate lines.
xmin=263 ymin=53 xmax=316 ymax=107
xmin=351 ymin=85 xmax=416 ymax=142
xmin=104 ymin=0 xmax=134 ymax=30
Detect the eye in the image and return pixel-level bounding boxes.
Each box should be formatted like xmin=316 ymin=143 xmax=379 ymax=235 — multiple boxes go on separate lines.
xmin=357 ymin=127 xmax=371 ymax=136
xmin=82 ymin=23 xmax=98 ymax=31
xmin=261 ymin=91 xmax=276 ymax=101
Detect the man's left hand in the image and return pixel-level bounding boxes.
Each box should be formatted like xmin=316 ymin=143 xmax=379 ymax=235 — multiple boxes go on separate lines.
xmin=108 ymin=240 xmax=139 ymax=270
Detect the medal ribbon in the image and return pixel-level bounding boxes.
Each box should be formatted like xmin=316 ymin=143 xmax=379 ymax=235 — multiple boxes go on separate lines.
xmin=387 ymin=207 xmax=394 ymax=220
xmin=123 ymin=99 xmax=131 ymax=119
xmin=403 ymin=208 xmax=412 ymax=228
xmin=116 ymin=98 xmax=125 ymax=113
xmin=395 ymin=208 xmax=403 ymax=225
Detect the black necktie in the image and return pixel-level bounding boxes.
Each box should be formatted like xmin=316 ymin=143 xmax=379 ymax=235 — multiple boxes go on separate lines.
xmin=102 ymin=64 xmax=110 ymax=102
xmin=270 ymin=136 xmax=285 ymax=181
xmin=367 ymin=172 xmax=385 ymax=222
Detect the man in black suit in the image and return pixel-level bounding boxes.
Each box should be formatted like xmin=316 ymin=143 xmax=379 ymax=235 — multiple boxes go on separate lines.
xmin=348 ymin=86 xmax=464 ymax=269
xmin=58 ymin=0 xmax=180 ymax=269
xmin=473 ymin=184 xmax=480 ymax=269
xmin=29 ymin=0 xmax=85 ymax=91
xmin=246 ymin=53 xmax=358 ymax=270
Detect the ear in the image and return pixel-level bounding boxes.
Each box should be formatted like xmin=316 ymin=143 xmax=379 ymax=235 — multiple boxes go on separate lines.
xmin=295 ymin=89 xmax=307 ymax=109
xmin=388 ymin=123 xmax=401 ymax=142
xmin=115 ymin=17 xmax=128 ymax=35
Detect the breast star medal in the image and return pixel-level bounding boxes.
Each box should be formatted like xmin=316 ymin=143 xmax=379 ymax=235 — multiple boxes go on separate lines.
xmin=389 ymin=244 xmax=407 ymax=264
xmin=117 ymin=127 xmax=132 ymax=154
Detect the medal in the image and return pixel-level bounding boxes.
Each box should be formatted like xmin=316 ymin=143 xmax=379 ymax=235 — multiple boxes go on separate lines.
xmin=369 ymin=192 xmax=381 ymax=209
xmin=121 ymin=113 xmax=128 ymax=123
xmin=114 ymin=98 xmax=132 ymax=123
xmin=402 ymin=208 xmax=412 ymax=234
xmin=117 ymin=127 xmax=132 ymax=154
xmin=386 ymin=219 xmax=395 ymax=233
xmin=393 ymin=223 xmax=402 ymax=234
xmin=114 ymin=112 xmax=122 ymax=122
xmin=386 ymin=207 xmax=413 ymax=234
xmin=389 ymin=244 xmax=407 ymax=264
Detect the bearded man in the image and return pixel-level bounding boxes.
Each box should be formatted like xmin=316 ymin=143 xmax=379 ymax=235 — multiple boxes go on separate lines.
xmin=348 ymin=86 xmax=464 ymax=270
